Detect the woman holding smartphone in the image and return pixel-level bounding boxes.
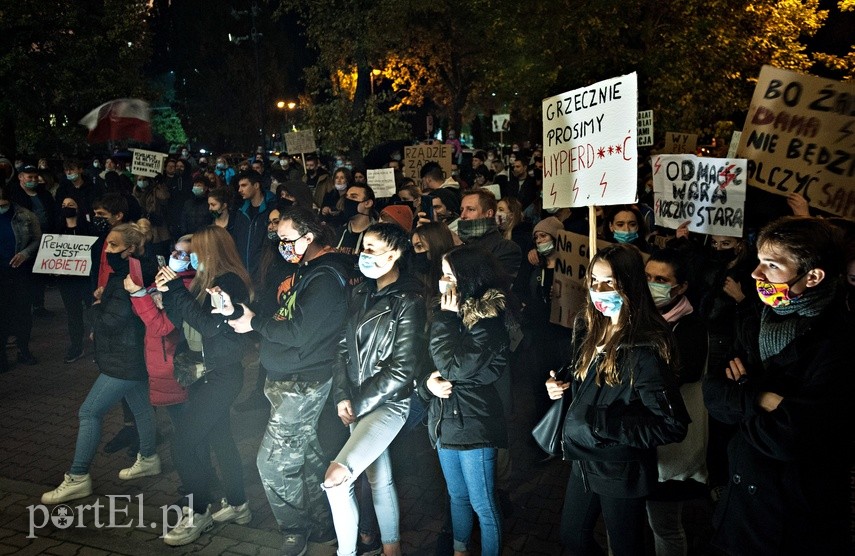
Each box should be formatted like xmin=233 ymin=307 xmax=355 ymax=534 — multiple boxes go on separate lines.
xmin=546 ymin=244 xmax=689 ymax=555
xmin=154 ymin=225 xmax=253 ymax=546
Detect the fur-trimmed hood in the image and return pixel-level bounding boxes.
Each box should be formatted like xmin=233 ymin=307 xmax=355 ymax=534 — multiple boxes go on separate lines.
xmin=461 ymin=288 xmax=506 ymax=329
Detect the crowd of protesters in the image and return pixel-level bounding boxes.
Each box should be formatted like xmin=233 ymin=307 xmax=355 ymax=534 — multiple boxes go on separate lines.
xmin=0 ymin=137 xmax=853 ymax=556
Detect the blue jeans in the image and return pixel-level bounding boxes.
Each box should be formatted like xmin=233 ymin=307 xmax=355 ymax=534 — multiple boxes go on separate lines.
xmin=324 ymin=400 xmax=409 ymax=556
xmin=70 ymin=373 xmax=156 ymax=475
xmin=437 ymin=447 xmax=502 ymax=555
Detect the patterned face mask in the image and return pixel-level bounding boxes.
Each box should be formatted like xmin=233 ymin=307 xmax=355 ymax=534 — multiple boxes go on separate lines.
xmin=589 ymin=289 xmax=623 ymax=317
xmin=755 ymin=271 xmax=808 ymax=308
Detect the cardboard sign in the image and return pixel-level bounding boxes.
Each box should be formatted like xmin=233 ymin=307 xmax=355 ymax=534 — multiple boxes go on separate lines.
xmin=727 ymin=131 xmax=742 ymax=158
xmin=542 ymin=73 xmax=639 ymax=208
xmin=130 ymin=149 xmax=166 ymax=177
xmin=403 ymin=144 xmax=452 ymax=180
xmin=549 ymin=230 xmax=614 ymax=327
xmin=638 ymin=110 xmax=654 ymax=147
xmin=492 ymin=114 xmax=510 ymax=133
xmin=284 ymin=130 xmax=317 ymax=154
xmin=662 ymin=132 xmax=698 ymax=154
xmin=652 ymin=155 xmax=747 ymax=236
xmin=482 ymin=184 xmax=501 ymax=199
xmin=737 ymin=65 xmax=855 ymax=219
xmin=32 ymin=234 xmax=98 ymax=276
xmin=367 ymin=168 xmax=396 ymax=198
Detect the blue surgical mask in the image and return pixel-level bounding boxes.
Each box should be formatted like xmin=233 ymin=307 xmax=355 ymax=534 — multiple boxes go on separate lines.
xmin=24 ymin=181 xmax=37 ymax=189
xmin=358 ymin=252 xmax=393 ymax=279
xmin=189 ymin=252 xmax=201 ymax=271
xmin=192 ymin=186 xmax=205 ymax=197
xmin=136 ymin=179 xmax=148 ymax=189
xmin=648 ymin=282 xmax=673 ymax=307
xmin=168 ymin=256 xmax=191 ymax=273
xmin=590 ymin=289 xmax=623 ymax=317
xmin=66 ymin=173 xmax=80 ymax=182
xmin=613 ymin=230 xmax=638 ymax=244
xmin=0 ymin=205 xmax=10 ymax=215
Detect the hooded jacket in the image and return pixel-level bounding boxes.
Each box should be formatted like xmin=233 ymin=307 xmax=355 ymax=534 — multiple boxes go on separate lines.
xmin=420 ymin=289 xmax=509 ymax=450
xmin=230 ymin=190 xmax=276 ymax=283
xmin=333 ymin=273 xmax=428 ymax=419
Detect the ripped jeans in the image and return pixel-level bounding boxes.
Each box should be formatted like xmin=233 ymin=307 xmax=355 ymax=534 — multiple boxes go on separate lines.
xmin=323 ymin=399 xmax=409 ymax=556
xmin=257 ymin=378 xmax=332 ymax=535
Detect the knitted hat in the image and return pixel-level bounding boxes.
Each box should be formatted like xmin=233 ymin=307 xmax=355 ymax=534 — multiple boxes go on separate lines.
xmin=381 ymin=204 xmax=414 ymax=232
xmin=533 ymin=216 xmax=564 ymax=239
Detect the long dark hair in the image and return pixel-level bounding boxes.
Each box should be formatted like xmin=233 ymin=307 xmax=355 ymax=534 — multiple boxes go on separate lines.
xmin=443 ymin=245 xmax=510 ymax=304
xmin=413 ymin=222 xmax=455 ymax=293
xmin=576 ymin=244 xmax=673 ymax=386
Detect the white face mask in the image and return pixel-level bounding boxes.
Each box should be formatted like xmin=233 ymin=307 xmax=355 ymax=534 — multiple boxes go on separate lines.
xmin=168 ymin=256 xmax=191 ymax=273
xmin=438 ymin=279 xmax=456 ymax=294
xmin=358 ymin=252 xmax=394 ymax=279
xmin=648 ymin=282 xmax=673 ymax=307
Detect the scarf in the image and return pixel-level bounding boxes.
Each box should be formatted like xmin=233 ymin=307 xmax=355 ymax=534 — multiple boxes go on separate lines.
xmin=759 ymin=278 xmax=837 ymax=363
xmin=457 ymin=217 xmax=497 ymax=242
xmin=661 ymin=296 xmax=694 ymax=324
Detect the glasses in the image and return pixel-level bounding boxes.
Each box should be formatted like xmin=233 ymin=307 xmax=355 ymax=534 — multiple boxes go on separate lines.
xmin=279 ymin=232 xmax=306 ymax=244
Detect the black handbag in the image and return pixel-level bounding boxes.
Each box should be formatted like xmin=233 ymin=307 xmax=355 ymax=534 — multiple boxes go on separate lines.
xmin=531 ymin=365 xmax=572 ymax=456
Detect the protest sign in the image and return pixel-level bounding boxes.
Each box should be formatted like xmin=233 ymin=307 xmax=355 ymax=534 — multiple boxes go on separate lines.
xmin=367 ymin=168 xmax=397 ymax=198
xmin=638 ymin=110 xmax=654 ymax=147
xmin=542 ymin=73 xmax=638 ymax=209
xmin=492 ymin=114 xmax=510 ymax=133
xmin=32 ymin=234 xmax=98 ymax=277
xmin=482 ymin=184 xmax=501 ymax=199
xmin=652 ymin=154 xmax=747 ymax=236
xmin=550 ymin=230 xmax=614 ymax=327
xmin=727 ymin=131 xmax=742 ymax=158
xmin=284 ymin=130 xmax=317 ymax=154
xmin=662 ymin=132 xmax=698 ymax=154
xmin=403 ymin=144 xmax=452 ymax=180
xmin=737 ymin=65 xmax=855 ymax=219
xmin=130 ymin=149 xmax=166 ymax=177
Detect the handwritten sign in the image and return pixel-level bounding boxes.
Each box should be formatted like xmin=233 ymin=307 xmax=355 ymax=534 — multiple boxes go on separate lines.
xmin=737 ymin=65 xmax=855 ymax=219
xmin=32 ymin=234 xmax=98 ymax=276
xmin=542 ymin=73 xmax=638 ymax=209
xmin=403 ymin=144 xmax=452 ymax=180
xmin=492 ymin=114 xmax=510 ymax=133
xmin=550 ymin=230 xmax=614 ymax=327
xmin=652 ymin=154 xmax=747 ymax=236
xmin=727 ymin=131 xmax=742 ymax=158
xmin=284 ymin=130 xmax=317 ymax=155
xmin=638 ymin=110 xmax=654 ymax=147
xmin=130 ymin=149 xmax=166 ymax=177
xmin=367 ymin=168 xmax=396 ymax=198
xmin=662 ymin=132 xmax=698 ymax=154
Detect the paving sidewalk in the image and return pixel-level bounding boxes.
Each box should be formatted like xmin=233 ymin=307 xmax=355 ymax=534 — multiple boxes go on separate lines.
xmin=0 ymin=289 xmax=715 ymax=555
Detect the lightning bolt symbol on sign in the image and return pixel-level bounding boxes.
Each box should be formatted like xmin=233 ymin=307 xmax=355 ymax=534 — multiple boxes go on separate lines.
xmin=572 ymin=180 xmax=579 ymax=204
xmin=550 ymin=183 xmax=558 ymax=205
xmin=718 ymin=164 xmax=737 ymax=189
xmin=599 ymin=173 xmax=608 ymax=197
xmin=653 ymin=156 xmax=662 ymax=175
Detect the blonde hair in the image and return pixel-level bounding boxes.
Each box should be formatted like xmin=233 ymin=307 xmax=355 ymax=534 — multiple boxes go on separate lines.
xmin=111 ymin=219 xmax=152 ymax=255
xmin=188 ymin=226 xmax=254 ymax=303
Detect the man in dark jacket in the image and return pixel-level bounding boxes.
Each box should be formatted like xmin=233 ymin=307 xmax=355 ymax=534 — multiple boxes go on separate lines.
xmin=55 ymin=159 xmax=106 ymax=221
xmin=225 ymin=206 xmax=351 ymax=556
xmin=458 ymin=190 xmax=521 ymax=282
xmin=230 ymin=171 xmax=275 ymax=288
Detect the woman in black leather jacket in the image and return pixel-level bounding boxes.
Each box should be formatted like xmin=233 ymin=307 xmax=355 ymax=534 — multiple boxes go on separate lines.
xmin=323 ymin=223 xmax=428 ymax=556
xmin=546 ymin=244 xmax=689 ymax=556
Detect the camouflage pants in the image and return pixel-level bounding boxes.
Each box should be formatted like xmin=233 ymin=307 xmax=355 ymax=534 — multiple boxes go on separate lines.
xmin=258 ymin=377 xmax=332 ymax=534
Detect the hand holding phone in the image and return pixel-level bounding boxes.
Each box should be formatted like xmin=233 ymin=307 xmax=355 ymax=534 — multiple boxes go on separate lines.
xmin=156 ymin=255 xmax=166 ymax=268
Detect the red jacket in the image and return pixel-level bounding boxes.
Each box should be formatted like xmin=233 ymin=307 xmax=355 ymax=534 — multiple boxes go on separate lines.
xmin=129 ymin=272 xmax=195 ymax=406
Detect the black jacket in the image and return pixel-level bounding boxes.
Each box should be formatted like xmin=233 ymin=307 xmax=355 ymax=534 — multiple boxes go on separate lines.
xmin=703 ymin=302 xmax=854 ymax=555
xmin=161 ymin=272 xmax=249 ymax=378
xmin=420 ymin=289 xmax=509 ymax=450
xmin=467 ymin=229 xmax=522 ymax=282
xmin=333 ymin=274 xmax=428 ymax=419
xmin=230 ymin=191 xmax=276 ymax=285
xmin=561 ymin=344 xmax=689 ymax=498
xmin=10 ymin=184 xmax=56 ymax=233
xmin=92 ymin=271 xmax=147 ymax=381
xmin=180 ymin=196 xmax=213 ymax=236
xmin=250 ymin=250 xmax=351 ymax=382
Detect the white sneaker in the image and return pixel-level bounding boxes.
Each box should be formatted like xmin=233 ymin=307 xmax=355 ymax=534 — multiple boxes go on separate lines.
xmin=119 ymin=453 xmax=162 ymax=480
xmin=163 ymin=506 xmax=213 ymax=546
xmin=211 ymin=497 xmax=252 ymax=524
xmin=41 ymin=473 xmax=92 ymax=504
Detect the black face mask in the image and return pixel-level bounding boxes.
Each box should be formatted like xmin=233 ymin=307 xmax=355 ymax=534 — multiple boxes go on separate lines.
xmin=411 ymin=251 xmax=431 ymax=275
xmin=62 ymin=207 xmax=78 ymax=218
xmin=342 ymin=198 xmax=361 ymax=220
xmin=279 ymin=197 xmax=294 ymax=209
xmin=92 ymin=216 xmax=111 ymax=235
xmin=106 ymin=251 xmax=130 ymax=274
xmin=710 ymin=247 xmax=736 ymax=264
xmin=267 ymin=230 xmax=279 ymax=242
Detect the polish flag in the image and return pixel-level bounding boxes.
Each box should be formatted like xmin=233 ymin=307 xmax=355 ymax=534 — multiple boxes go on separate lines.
xmin=79 ymin=98 xmax=152 ymax=144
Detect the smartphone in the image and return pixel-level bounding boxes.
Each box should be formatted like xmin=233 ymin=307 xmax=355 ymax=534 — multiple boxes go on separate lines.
xmin=210 ymin=291 xmax=225 ymax=311
xmin=156 ymin=255 xmax=166 ymax=268
xmin=419 ymin=195 xmax=435 ymax=221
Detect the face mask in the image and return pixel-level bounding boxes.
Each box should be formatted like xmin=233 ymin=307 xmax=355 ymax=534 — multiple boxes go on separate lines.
xmin=536 ymin=241 xmax=555 ymax=255
xmin=106 ymin=250 xmax=130 ymax=273
xmin=710 ymin=247 xmax=736 ymax=263
xmin=168 ymin=256 xmax=191 ymax=273
xmin=755 ymin=272 xmax=808 ymax=309
xmin=267 ymin=230 xmax=279 ymax=241
xmin=590 ymin=289 xmax=623 ymax=317
xmin=189 ymin=252 xmax=201 ymax=271
xmin=93 ymin=162 xmax=100 ymax=169
xmin=648 ymin=282 xmax=673 ymax=307
xmin=438 ymin=279 xmax=456 ymax=294
xmin=92 ymin=216 xmax=111 ymax=234
xmin=545 ymin=207 xmax=560 ymax=214
xmin=192 ymin=186 xmax=205 ymax=197
xmin=62 ymin=206 xmax=78 ymax=218
xmin=411 ymin=251 xmax=431 ymax=275
xmin=216 ymin=162 xmax=226 ymax=170
xmin=613 ymin=230 xmax=638 ymax=244
xmin=0 ymin=205 xmax=9 ymax=215
xmin=334 ymin=182 xmax=348 ymax=192
xmin=358 ymin=252 xmax=394 ymax=279
xmin=210 ymin=209 xmax=222 ymax=219
xmin=279 ymin=236 xmax=306 ymax=264
xmin=456 ymin=217 xmax=495 ymax=242
xmin=24 ymin=181 xmax=37 ymax=189
xmin=496 ymin=213 xmax=508 ymax=229
xmin=67 ymin=173 xmax=79 ymax=182
xmin=136 ymin=179 xmax=148 ymax=189
xmin=181 ymin=150 xmax=189 ymax=157
xmin=342 ymin=197 xmax=361 ymax=220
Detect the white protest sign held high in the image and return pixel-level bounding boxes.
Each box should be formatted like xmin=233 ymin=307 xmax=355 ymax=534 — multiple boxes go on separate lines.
xmin=737 ymin=65 xmax=855 ymax=219
xmin=662 ymin=132 xmax=698 ymax=154
xmin=638 ymin=110 xmax=654 ymax=147
xmin=403 ymin=144 xmax=452 ymax=180
xmin=32 ymin=234 xmax=98 ymax=276
xmin=542 ymin=73 xmax=638 ymax=209
xmin=727 ymin=131 xmax=742 ymax=158
xmin=284 ymin=130 xmax=317 ymax=154
xmin=652 ymin=154 xmax=747 ymax=236
xmin=367 ymin=168 xmax=397 ymax=198
xmin=493 ymin=114 xmax=510 ymax=133
xmin=130 ymin=149 xmax=166 ymax=177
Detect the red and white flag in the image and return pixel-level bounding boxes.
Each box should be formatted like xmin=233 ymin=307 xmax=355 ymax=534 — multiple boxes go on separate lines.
xmin=79 ymin=98 xmax=152 ymax=144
